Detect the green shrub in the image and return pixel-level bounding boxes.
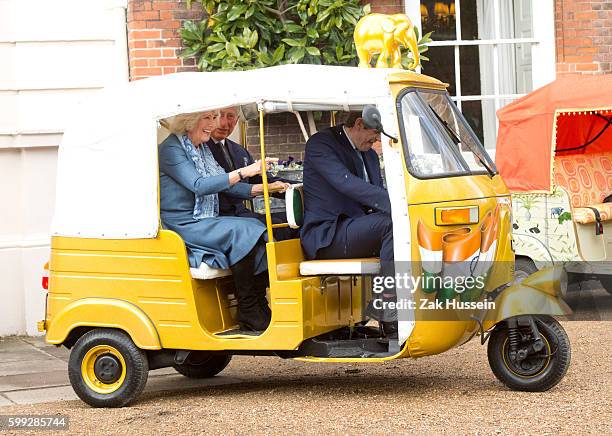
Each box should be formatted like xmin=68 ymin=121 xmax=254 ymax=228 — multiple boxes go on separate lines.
xmin=181 ymin=0 xmax=430 ymax=71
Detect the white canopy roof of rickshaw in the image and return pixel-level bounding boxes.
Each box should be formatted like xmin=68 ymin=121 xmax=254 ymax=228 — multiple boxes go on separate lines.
xmin=51 ymin=64 xmax=443 ymax=239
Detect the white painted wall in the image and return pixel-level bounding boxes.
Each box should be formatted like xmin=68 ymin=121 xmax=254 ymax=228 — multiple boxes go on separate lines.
xmin=0 ymin=0 xmax=129 ymax=336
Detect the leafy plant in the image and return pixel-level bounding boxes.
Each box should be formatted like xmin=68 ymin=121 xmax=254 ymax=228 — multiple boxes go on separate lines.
xmin=403 ymin=26 xmax=432 ymax=69
xmin=181 ymin=0 xmax=431 ymax=71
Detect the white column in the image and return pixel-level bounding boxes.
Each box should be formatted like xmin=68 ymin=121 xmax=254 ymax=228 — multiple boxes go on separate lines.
xmin=531 ymin=0 xmax=556 ymax=88
xmin=404 ymin=0 xmax=423 ymax=74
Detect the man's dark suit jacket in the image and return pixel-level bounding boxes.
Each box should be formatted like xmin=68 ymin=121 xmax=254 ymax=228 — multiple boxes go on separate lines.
xmin=300 ymin=125 xmax=391 ymax=260
xmin=207 ymin=138 xmax=263 ymax=216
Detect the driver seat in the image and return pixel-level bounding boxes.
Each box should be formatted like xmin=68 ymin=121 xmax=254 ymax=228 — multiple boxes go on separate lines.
xmin=285 ymin=184 xmax=381 ymax=276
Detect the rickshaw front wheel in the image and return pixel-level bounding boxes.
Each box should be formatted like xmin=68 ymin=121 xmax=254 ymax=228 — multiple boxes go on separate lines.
xmin=68 ymin=328 xmax=149 ymax=408
xmin=173 ymin=352 xmax=232 ymax=379
xmin=487 ymin=315 xmax=571 ymax=392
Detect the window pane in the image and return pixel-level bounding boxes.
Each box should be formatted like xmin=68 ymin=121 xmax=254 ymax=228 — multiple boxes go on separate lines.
xmin=512 ymin=42 xmax=533 ymax=94
xmin=460 ymin=0 xmax=479 ymax=40
xmin=479 ymin=99 xmax=497 ymax=150
xmin=399 ymin=91 xmax=467 ymax=177
xmin=461 ymin=100 xmax=484 ymax=144
xmin=421 ymin=1 xmax=456 ymax=41
xmin=475 ymin=0 xmax=533 ymax=39
xmin=506 ymin=0 xmax=533 ymax=39
xmin=422 ymin=46 xmax=456 ymax=95
xmin=459 ymin=45 xmax=489 ymax=96
xmin=496 ymin=42 xmax=533 ymax=95
xmin=418 ymin=91 xmax=495 ymax=173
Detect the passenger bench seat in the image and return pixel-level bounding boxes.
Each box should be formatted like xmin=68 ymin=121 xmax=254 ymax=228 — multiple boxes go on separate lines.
xmin=553 ymin=152 xmax=612 ymax=225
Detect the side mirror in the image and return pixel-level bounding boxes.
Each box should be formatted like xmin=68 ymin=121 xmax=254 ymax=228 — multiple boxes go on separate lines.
xmin=361 ymin=105 xmax=398 ymax=143
xmin=362 ymin=105 xmax=383 ymax=132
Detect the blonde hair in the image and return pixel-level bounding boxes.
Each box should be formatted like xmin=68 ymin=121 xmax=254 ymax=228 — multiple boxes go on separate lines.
xmin=168 ymin=110 xmax=219 ymax=135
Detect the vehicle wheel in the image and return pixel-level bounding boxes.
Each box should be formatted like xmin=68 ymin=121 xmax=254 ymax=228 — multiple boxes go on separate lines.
xmin=487 ymin=315 xmax=571 ymax=392
xmin=68 ymin=329 xmax=148 ymax=408
xmin=599 ymin=276 xmax=612 ymax=295
xmin=515 ymin=257 xmax=538 ymax=282
xmin=173 ymin=352 xmax=232 ymax=379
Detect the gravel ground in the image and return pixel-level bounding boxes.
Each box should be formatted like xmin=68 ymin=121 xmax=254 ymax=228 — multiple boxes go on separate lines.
xmin=1 ymin=321 xmax=610 ymax=435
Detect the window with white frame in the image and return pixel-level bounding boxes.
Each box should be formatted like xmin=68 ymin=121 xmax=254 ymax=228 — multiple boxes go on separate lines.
xmin=405 ymin=0 xmax=556 ymax=152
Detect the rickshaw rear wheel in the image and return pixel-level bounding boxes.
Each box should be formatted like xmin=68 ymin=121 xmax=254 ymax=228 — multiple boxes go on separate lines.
xmin=68 ymin=329 xmax=149 ymax=408
xmin=173 ymin=352 xmax=232 ymax=378
xmin=487 ymin=315 xmax=570 ymax=392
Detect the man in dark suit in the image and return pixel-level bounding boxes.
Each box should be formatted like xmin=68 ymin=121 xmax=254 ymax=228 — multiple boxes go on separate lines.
xmin=207 ymin=107 xmax=297 ymax=240
xmin=301 ymin=111 xmax=396 ymax=336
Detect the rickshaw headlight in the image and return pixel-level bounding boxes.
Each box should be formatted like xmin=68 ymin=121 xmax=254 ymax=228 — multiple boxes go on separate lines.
xmin=435 ymin=206 xmax=479 ymax=226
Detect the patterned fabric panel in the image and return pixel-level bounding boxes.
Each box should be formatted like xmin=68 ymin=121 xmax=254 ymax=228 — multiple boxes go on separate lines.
xmin=573 ymin=203 xmax=612 ymax=224
xmin=553 ymin=152 xmax=612 ymax=208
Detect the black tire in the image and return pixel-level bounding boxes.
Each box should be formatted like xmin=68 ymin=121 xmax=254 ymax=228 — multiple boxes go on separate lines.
xmin=515 ymin=257 xmax=538 ymax=282
xmin=68 ymin=329 xmax=148 ymax=408
xmin=599 ymin=276 xmax=612 ymax=295
xmin=173 ymin=353 xmax=232 ymax=379
xmin=487 ymin=315 xmax=571 ymax=392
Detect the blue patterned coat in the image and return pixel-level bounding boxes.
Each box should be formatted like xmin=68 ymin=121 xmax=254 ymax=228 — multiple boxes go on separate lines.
xmin=159 ymin=134 xmax=267 ymax=272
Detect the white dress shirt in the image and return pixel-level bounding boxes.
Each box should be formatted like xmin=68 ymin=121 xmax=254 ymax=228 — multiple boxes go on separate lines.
xmin=342 ymin=126 xmax=370 ymax=183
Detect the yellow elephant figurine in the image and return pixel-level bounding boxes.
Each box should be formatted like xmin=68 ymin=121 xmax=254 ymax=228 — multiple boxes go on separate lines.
xmin=354 ymin=13 xmax=420 ymax=70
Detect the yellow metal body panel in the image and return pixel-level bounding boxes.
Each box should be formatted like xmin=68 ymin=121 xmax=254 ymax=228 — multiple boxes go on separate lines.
xmin=267 ymin=239 xmax=367 ymax=341
xmin=483 ymin=267 xmax=571 ymax=331
xmin=385 ymin=82 xmax=515 ymax=359
xmin=46 ymin=298 xmax=161 ymax=349
xmin=388 ymin=71 xmax=447 ymax=89
xmin=46 ymin=230 xmax=364 ymax=352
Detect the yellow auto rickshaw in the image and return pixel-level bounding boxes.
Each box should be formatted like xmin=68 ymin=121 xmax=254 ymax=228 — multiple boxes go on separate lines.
xmin=40 ymin=65 xmax=571 ymax=407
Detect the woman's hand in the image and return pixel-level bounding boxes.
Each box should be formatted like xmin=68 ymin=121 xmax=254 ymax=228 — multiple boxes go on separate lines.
xmin=242 ymin=158 xmax=278 ymax=178
xmin=267 ymin=181 xmax=291 ymax=193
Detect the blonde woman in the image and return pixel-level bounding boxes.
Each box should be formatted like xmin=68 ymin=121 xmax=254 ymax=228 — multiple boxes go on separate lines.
xmin=159 ymin=110 xmax=281 ymax=332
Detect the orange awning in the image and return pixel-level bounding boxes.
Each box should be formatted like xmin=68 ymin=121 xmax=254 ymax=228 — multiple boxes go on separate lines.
xmin=495 ymin=74 xmax=612 ymax=192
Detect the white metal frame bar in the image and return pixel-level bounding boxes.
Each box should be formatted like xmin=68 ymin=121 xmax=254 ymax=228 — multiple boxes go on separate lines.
xmin=454 ymin=0 xmax=462 ymax=111
xmin=492 ymin=0 xmax=501 ymax=137
xmin=451 ymin=93 xmax=527 ymax=101
xmin=427 ymin=38 xmax=539 ymax=47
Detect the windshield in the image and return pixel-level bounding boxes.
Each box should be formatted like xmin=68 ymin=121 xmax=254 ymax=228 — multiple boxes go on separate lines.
xmin=397 ymin=89 xmax=497 ymax=178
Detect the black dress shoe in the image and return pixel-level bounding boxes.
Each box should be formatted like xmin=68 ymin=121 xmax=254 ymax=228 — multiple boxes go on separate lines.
xmin=237 ymin=308 xmax=270 ymax=332
xmin=237 ymin=323 xmax=264 ymax=335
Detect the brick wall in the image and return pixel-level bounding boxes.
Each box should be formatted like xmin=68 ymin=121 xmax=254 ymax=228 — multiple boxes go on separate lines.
xmin=127 ymin=1 xmax=612 ymax=80
xmin=246 ymin=113 xmax=337 ymax=161
xmin=126 ymin=0 xmax=404 ymax=81
xmin=127 ymin=0 xmax=203 ymax=80
xmin=369 ymin=0 xmax=403 ymax=14
xmin=555 ymin=0 xmax=612 ymax=74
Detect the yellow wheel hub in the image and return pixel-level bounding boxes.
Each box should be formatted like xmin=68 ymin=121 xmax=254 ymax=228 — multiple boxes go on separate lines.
xmin=81 ymin=345 xmax=127 ymax=394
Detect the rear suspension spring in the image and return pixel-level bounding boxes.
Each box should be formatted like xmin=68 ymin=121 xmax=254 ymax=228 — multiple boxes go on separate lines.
xmin=508 ymin=327 xmax=520 ymax=352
